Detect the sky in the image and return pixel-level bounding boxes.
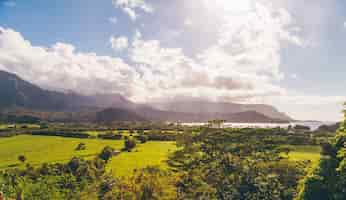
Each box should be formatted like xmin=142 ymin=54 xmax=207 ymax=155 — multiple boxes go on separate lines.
xmin=0 ymin=0 xmax=345 ymax=121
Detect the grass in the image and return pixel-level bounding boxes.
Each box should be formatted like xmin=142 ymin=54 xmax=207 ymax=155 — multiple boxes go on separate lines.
xmin=0 ymin=135 xmax=178 ymax=178
xmin=282 ymin=145 xmax=322 ymax=169
xmin=0 ymin=135 xmax=124 ymax=169
xmin=0 ymin=124 xmax=7 ymax=129
xmin=107 ymin=141 xmax=177 ymax=177
xmin=0 ymin=135 xmax=318 ymax=178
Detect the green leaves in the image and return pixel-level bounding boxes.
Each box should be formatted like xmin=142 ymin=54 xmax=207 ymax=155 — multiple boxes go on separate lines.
xmin=169 ymin=128 xmax=305 ymax=200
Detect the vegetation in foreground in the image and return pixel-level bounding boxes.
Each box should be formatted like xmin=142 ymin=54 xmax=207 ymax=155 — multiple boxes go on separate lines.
xmin=297 ymin=105 xmax=346 ymax=200
xmin=0 ymin=119 xmax=339 ymax=199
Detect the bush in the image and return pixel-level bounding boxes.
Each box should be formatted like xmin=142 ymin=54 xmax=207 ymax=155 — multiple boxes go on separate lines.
xmin=99 ymin=146 xmax=115 ymax=162
xmin=147 ymin=133 xmax=176 ymax=141
xmin=124 ymin=138 xmax=136 ymax=152
xmin=30 ymin=130 xmax=90 ymax=138
xmin=98 ymin=133 xmax=122 ymax=140
xmin=135 ymin=135 xmax=148 ymax=143
xmin=18 ymin=155 xmax=26 ymax=163
xmin=75 ymin=143 xmax=86 ymax=151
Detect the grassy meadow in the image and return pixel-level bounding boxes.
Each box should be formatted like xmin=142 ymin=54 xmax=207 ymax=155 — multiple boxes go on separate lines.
xmin=107 ymin=141 xmax=177 ymax=177
xmin=283 ymin=145 xmax=321 ymax=169
xmin=0 ymin=134 xmax=320 ymax=176
xmin=0 ymin=126 xmax=330 ymax=199
xmin=0 ymin=135 xmax=177 ymax=177
xmin=0 ymin=135 xmax=124 ymax=169
xmin=0 ymin=124 xmax=7 ymax=129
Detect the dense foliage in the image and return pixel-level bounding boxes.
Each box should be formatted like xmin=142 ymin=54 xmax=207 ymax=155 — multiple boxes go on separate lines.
xmin=30 ymin=130 xmax=91 ymax=138
xmin=0 ymin=157 xmax=106 ymax=199
xmin=297 ymin=105 xmax=346 ymax=200
xmin=0 ymin=121 xmax=334 ymax=199
xmin=98 ymin=132 xmax=123 ymax=140
xmin=168 ymin=129 xmax=307 ymax=200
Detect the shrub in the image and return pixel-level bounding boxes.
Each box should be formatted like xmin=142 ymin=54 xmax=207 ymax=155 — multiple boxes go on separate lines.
xmin=75 ymin=143 xmax=86 ymax=151
xmin=99 ymin=146 xmax=115 ymax=162
xmin=98 ymin=133 xmax=122 ymax=140
xmin=18 ymin=155 xmax=26 ymax=163
xmin=124 ymin=138 xmax=136 ymax=151
xmin=30 ymin=130 xmax=90 ymax=138
xmin=136 ymin=135 xmax=148 ymax=143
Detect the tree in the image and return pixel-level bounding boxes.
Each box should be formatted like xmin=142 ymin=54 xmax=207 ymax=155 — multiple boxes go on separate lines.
xmin=124 ymin=138 xmax=136 ymax=151
xmin=297 ymin=102 xmax=346 ymax=200
xmin=18 ymin=155 xmax=26 ymax=163
xmin=137 ymin=135 xmax=148 ymax=143
xmin=99 ymin=146 xmax=115 ymax=163
xmin=208 ymin=119 xmax=226 ymax=129
xmin=98 ymin=167 xmax=178 ymax=200
xmin=169 ymin=128 xmax=305 ymax=200
xmin=75 ymin=143 xmax=86 ymax=151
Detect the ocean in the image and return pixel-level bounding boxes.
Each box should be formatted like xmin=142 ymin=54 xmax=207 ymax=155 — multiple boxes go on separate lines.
xmin=181 ymin=121 xmax=335 ymax=131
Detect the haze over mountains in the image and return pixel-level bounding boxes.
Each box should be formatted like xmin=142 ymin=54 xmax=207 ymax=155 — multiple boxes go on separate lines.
xmin=0 ymin=70 xmax=292 ymax=123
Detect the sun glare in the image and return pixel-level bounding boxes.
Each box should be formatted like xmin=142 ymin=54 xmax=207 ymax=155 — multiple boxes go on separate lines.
xmin=206 ymin=0 xmax=253 ymax=13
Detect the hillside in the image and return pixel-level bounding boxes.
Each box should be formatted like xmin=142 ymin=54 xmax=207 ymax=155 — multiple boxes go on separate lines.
xmin=153 ymin=100 xmax=292 ymax=121
xmin=0 ymin=70 xmax=291 ymax=123
xmin=95 ymin=108 xmax=146 ymax=123
xmin=0 ymin=71 xmax=135 ymax=111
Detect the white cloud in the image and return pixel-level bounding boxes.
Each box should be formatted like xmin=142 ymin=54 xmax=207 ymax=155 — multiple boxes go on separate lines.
xmin=0 ymin=1 xmax=304 ymax=104
xmin=108 ymin=16 xmax=118 ymax=24
xmin=110 ymin=36 xmax=129 ymax=51
xmin=198 ymin=2 xmax=302 ymax=83
xmin=3 ymin=1 xmax=16 ymax=7
xmin=290 ymin=74 xmax=298 ymax=79
xmin=184 ymin=19 xmax=193 ymax=27
xmin=0 ymin=27 xmax=138 ymax=96
xmin=344 ymin=21 xmax=346 ymax=28
xmin=112 ymin=0 xmax=153 ymax=21
xmin=0 ymin=0 xmax=343 ymax=121
xmin=128 ymin=33 xmax=285 ymax=102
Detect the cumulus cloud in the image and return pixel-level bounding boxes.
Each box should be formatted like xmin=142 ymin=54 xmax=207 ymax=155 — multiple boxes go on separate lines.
xmin=112 ymin=0 xmax=153 ymax=21
xmin=198 ymin=2 xmax=302 ymax=82
xmin=0 ymin=27 xmax=138 ymax=96
xmin=110 ymin=36 xmax=129 ymax=51
xmin=184 ymin=19 xmax=193 ymax=27
xmin=0 ymin=0 xmax=343 ymax=121
xmin=127 ymin=32 xmax=285 ymax=102
xmin=290 ymin=74 xmax=298 ymax=79
xmin=0 ymin=0 xmax=303 ymax=104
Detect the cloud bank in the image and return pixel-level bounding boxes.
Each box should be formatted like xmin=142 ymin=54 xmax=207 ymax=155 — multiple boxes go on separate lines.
xmin=0 ymin=0 xmax=344 ymax=121
xmin=0 ymin=0 xmax=301 ymax=102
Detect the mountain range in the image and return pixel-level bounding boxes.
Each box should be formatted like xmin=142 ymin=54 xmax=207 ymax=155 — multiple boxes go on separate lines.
xmin=0 ymin=70 xmax=292 ymax=123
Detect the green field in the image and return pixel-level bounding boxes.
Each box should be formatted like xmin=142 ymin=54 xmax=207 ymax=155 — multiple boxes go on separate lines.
xmin=0 ymin=135 xmax=177 ymax=177
xmin=107 ymin=141 xmax=177 ymax=177
xmin=0 ymin=135 xmax=320 ymax=178
xmin=283 ymin=145 xmax=321 ymax=169
xmin=0 ymin=124 xmax=10 ymax=129
xmin=0 ymin=135 xmax=124 ymax=169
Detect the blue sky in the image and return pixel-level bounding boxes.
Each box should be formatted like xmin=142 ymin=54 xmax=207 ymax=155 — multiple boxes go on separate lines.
xmin=0 ymin=0 xmax=345 ymax=121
